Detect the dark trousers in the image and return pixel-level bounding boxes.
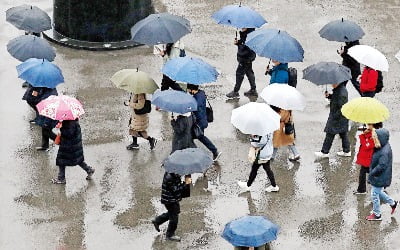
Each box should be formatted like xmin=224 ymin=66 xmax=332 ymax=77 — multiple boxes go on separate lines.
xmin=58 ymin=162 xmax=91 ymax=180
xmin=350 ymin=79 xmax=361 ymax=95
xmin=234 ymin=62 xmax=256 ymax=92
xmin=41 ymin=127 xmax=57 ymax=148
xmin=161 ymin=74 xmax=183 ymax=91
xmin=321 ymin=132 xmax=350 ymax=154
xmin=247 ymin=161 xmax=276 ymax=187
xmin=357 ymin=166 xmax=370 ymax=193
xmin=361 ymin=91 xmax=375 ymax=97
xmin=197 ymin=127 xmax=217 ymax=155
xmin=154 ymin=202 xmax=180 ymax=237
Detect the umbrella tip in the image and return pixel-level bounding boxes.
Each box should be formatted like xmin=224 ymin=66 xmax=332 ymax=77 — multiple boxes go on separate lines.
xmin=136 ymin=67 xmax=139 ymax=72
xmin=31 ymin=6 xmax=33 ymax=9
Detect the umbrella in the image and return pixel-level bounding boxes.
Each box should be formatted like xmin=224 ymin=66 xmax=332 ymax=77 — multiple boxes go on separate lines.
xmin=16 ymin=58 xmax=64 ymax=88
xmin=151 ymin=90 xmax=197 ymax=114
xmin=341 ymin=97 xmax=390 ymax=123
xmin=319 ymin=18 xmax=365 ymax=42
xmin=303 ymin=62 xmax=351 ymax=85
xmin=36 ymin=95 xmax=85 ymax=121
xmin=231 ymin=102 xmax=280 ymax=135
xmin=245 ymin=28 xmax=304 ymax=63
xmin=396 ymin=50 xmax=400 ymax=62
xmin=348 ymin=45 xmax=389 ymax=71
xmin=260 ymin=84 xmax=306 ymax=111
xmin=111 ymin=69 xmax=159 ymax=94
xmin=6 ymin=5 xmax=51 ymax=33
xmin=222 ymin=215 xmax=279 ymax=247
xmin=131 ymin=13 xmax=191 ymax=45
xmin=162 ymin=57 xmax=219 ymax=85
xmin=7 ymin=35 xmax=56 ymax=62
xmin=211 ymin=4 xmax=267 ymax=29
xmin=163 ymin=148 xmax=213 ymax=175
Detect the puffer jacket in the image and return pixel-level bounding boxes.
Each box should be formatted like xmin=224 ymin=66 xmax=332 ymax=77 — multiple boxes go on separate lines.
xmin=251 ymin=133 xmax=273 ymax=161
xmin=161 ymin=172 xmax=185 ymax=204
xmin=129 ymin=93 xmax=149 ymax=133
xmin=268 ymin=63 xmax=289 ymax=84
xmin=324 ymin=83 xmax=348 ymax=134
xmin=368 ymin=128 xmax=392 ymax=187
xmin=56 ymin=120 xmax=84 ymax=167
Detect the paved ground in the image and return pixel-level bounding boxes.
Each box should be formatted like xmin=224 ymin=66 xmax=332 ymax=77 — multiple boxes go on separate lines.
xmin=1 ymin=0 xmax=400 ymax=249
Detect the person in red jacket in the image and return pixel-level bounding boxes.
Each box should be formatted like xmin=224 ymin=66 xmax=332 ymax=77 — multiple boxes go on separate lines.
xmin=354 ymin=123 xmax=382 ymax=194
xmin=357 ymin=66 xmax=378 ymax=97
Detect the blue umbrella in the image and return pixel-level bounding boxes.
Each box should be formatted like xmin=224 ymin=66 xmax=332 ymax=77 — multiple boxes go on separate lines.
xmin=151 ymin=90 xmax=197 ymax=114
xmin=16 ymin=58 xmax=64 ymax=88
xmin=212 ymin=4 xmax=267 ymax=28
xmin=164 ymin=148 xmax=213 ymax=175
xmin=7 ymin=35 xmax=56 ymax=62
xmin=6 ymin=5 xmax=51 ymax=33
xmin=131 ymin=13 xmax=191 ymax=45
xmin=222 ymin=215 xmax=279 ymax=247
xmin=246 ymin=28 xmax=304 ymax=63
xmin=162 ymin=57 xmax=219 ymax=85
xmin=319 ymin=18 xmax=365 ymax=42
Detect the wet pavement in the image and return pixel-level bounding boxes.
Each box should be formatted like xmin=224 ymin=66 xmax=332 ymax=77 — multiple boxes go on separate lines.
xmin=1 ymin=0 xmax=400 ymax=249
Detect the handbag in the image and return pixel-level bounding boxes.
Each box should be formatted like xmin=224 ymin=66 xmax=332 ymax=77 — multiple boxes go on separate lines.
xmin=206 ymin=99 xmax=214 ymax=123
xmin=54 ymin=133 xmax=61 ymax=145
xmin=134 ymin=100 xmax=152 ymax=115
xmin=284 ymin=122 xmax=294 ymax=135
xmin=181 ymin=184 xmax=191 ymax=198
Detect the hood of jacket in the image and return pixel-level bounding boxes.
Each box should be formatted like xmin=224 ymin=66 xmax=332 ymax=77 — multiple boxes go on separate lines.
xmin=376 ymin=128 xmax=389 ymax=147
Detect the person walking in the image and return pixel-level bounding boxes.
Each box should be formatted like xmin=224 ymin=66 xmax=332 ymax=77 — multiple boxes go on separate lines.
xmin=237 ymin=133 xmax=279 ymax=193
xmin=124 ymin=93 xmax=157 ymax=150
xmin=51 ymin=119 xmax=95 ymax=184
xmin=315 ymin=82 xmax=350 ymax=158
xmin=170 ymin=112 xmax=196 ymax=154
xmin=366 ymin=128 xmax=398 ymax=221
xmin=357 ymin=66 xmax=378 ymax=97
xmin=187 ymin=84 xmax=221 ymax=161
xmin=151 ymin=173 xmax=192 ymax=241
xmin=338 ymin=40 xmax=361 ymax=94
xmin=160 ymin=41 xmax=185 ymax=92
xmin=265 ymin=60 xmax=289 ymax=84
xmin=226 ymin=28 xmax=257 ymax=98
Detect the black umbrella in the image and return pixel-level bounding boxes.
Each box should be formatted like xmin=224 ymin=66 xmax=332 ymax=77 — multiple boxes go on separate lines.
xmin=6 ymin=5 xmax=51 ymax=33
xmin=303 ymin=62 xmax=351 ymax=85
xmin=163 ymin=148 xmax=213 ymax=175
xmin=319 ymin=18 xmax=364 ymax=42
xmin=7 ymin=35 xmax=56 ymax=62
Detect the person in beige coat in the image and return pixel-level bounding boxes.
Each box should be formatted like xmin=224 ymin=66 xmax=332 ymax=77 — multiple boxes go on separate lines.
xmin=271 ymin=106 xmax=300 ymax=161
xmin=124 ymin=93 xmax=157 ymax=150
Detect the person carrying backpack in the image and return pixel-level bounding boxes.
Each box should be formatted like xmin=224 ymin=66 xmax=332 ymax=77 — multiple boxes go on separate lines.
xmin=357 ymin=66 xmax=378 ymax=97
xmin=265 ymin=60 xmax=289 ymax=84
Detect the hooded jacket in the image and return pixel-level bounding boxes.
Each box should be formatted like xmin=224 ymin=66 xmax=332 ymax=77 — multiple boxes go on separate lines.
xmin=324 ymin=83 xmax=348 ymax=134
xmin=368 ymin=128 xmax=392 ymax=187
xmin=236 ymin=28 xmax=256 ymax=63
xmin=268 ymin=63 xmax=289 ymax=84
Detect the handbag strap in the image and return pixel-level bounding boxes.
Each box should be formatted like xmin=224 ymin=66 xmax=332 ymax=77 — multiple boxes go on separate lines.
xmin=205 ymin=95 xmax=213 ymax=110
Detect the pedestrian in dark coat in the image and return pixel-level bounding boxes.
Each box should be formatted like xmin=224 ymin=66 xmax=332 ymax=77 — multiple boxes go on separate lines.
xmin=152 ymin=172 xmax=192 ymax=241
xmin=315 ymin=82 xmax=350 ymax=158
xmin=226 ymin=28 xmax=257 ymax=98
xmin=338 ymin=40 xmax=361 ymax=94
xmin=170 ymin=112 xmax=196 ymax=154
xmin=366 ymin=128 xmax=398 ymax=220
xmin=52 ymin=119 xmax=94 ymax=184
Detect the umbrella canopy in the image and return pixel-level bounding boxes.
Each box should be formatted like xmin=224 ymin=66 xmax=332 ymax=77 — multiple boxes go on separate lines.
xmin=131 ymin=13 xmax=191 ymax=45
xmin=348 ymin=45 xmax=389 ymax=72
xmin=211 ymin=4 xmax=267 ymax=29
xmin=7 ymin=35 xmax=56 ymax=62
xmin=303 ymin=62 xmax=351 ymax=85
xmin=260 ymin=84 xmax=306 ymax=111
xmin=151 ymin=90 xmax=197 ymax=114
xmin=6 ymin=5 xmax=51 ymax=33
xmin=111 ymin=69 xmax=159 ymax=94
xmin=231 ymin=102 xmax=280 ymax=135
xmin=162 ymin=57 xmax=219 ymax=85
xmin=246 ymin=28 xmax=304 ymax=63
xmin=319 ymin=18 xmax=365 ymax=42
xmin=16 ymin=58 xmax=64 ymax=88
xmin=163 ymin=148 xmax=213 ymax=175
xmin=36 ymin=95 xmax=85 ymax=121
xmin=341 ymin=97 xmax=390 ymax=123
xmin=222 ymin=215 xmax=279 ymax=247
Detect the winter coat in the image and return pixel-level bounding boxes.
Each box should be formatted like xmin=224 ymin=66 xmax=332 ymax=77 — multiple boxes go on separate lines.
xmin=356 ymin=129 xmax=378 ymax=167
xmin=273 ymin=110 xmax=295 ymax=148
xmin=236 ymin=28 xmax=256 ymax=63
xmin=23 ymin=86 xmax=56 ymax=106
xmin=171 ymin=114 xmax=196 ymax=153
xmin=129 ymin=93 xmax=149 ymax=133
xmin=34 ymin=88 xmax=59 ymax=128
xmin=268 ymin=63 xmax=289 ymax=84
xmin=251 ymin=134 xmax=273 ymax=162
xmin=162 ymin=41 xmax=184 ymax=64
xmin=341 ymin=41 xmax=361 ymax=80
xmin=360 ymin=67 xmax=378 ymax=92
xmin=192 ymin=90 xmax=208 ymax=129
xmin=324 ymin=83 xmax=348 ymax=134
xmin=56 ymin=120 xmax=85 ymax=167
xmin=368 ymin=128 xmax=392 ymax=188
xmin=161 ymin=172 xmax=186 ymax=204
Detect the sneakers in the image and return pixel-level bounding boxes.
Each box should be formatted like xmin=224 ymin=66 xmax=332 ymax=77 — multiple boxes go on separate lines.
xmin=366 ymin=213 xmax=382 ymax=221
xmin=314 ymin=151 xmax=329 ymax=158
xmin=289 ymin=154 xmax=300 ymax=161
xmin=35 ymin=146 xmax=49 ymax=151
xmin=149 ymin=137 xmax=158 ymax=150
xmin=151 ymin=219 xmax=160 ymax=232
xmin=265 ymin=185 xmax=279 ymax=192
xmin=391 ymin=201 xmax=398 ymax=215
xmin=166 ymin=235 xmax=181 ymax=242
xmin=237 ymin=181 xmax=250 ymax=192
xmin=126 ymin=143 xmax=139 ymax=150
xmin=213 ymin=151 xmax=222 ymax=162
xmin=226 ymin=91 xmax=240 ymax=99
xmin=86 ymin=168 xmax=95 ymax=180
xmin=29 ymin=119 xmax=36 ymax=124
xmin=353 ymin=190 xmax=366 ymax=195
xmin=51 ymin=178 xmax=66 ymax=184
xmin=337 ymin=151 xmax=351 ymax=157
xmin=244 ymin=89 xmax=258 ymax=97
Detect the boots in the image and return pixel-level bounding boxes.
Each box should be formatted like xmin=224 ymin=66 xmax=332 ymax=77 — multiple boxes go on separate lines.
xmin=126 ymin=136 xmax=139 ymax=150
xmin=148 ymin=137 xmax=157 ymax=150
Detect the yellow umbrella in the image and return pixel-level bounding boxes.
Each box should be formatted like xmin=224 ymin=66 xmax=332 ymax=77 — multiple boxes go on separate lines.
xmin=341 ymin=97 xmax=390 ymax=123
xmin=111 ymin=69 xmax=159 ymax=94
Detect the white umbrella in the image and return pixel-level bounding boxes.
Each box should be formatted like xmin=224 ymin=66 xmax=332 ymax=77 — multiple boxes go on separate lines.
xmin=395 ymin=50 xmax=400 ymax=62
xmin=231 ymin=102 xmax=280 ymax=135
xmin=260 ymin=84 xmax=306 ymax=111
xmin=348 ymin=45 xmax=389 ymax=71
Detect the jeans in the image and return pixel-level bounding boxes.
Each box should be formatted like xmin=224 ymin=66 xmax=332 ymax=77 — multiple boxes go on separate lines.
xmin=357 ymin=166 xmax=369 ymax=193
xmin=234 ymin=62 xmax=256 ymax=92
xmin=41 ymin=127 xmax=57 ymax=148
xmin=247 ymin=161 xmax=276 ymax=187
xmin=196 ymin=127 xmax=217 ymax=155
xmin=161 ymin=74 xmax=183 ymax=91
xmin=272 ymin=144 xmax=299 ymax=158
xmin=154 ymin=202 xmax=180 ymax=237
xmin=321 ymin=132 xmax=350 ymax=154
xmin=57 ymin=162 xmax=91 ymax=180
xmin=371 ymin=185 xmax=395 ymax=216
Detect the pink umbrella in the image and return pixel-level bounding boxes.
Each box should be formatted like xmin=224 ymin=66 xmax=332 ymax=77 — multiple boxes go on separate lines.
xmin=36 ymin=95 xmax=85 ymax=120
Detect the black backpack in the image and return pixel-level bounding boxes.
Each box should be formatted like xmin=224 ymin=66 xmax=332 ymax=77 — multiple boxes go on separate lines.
xmin=287 ymin=67 xmax=298 ymax=88
xmin=375 ymin=71 xmax=383 ymax=93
